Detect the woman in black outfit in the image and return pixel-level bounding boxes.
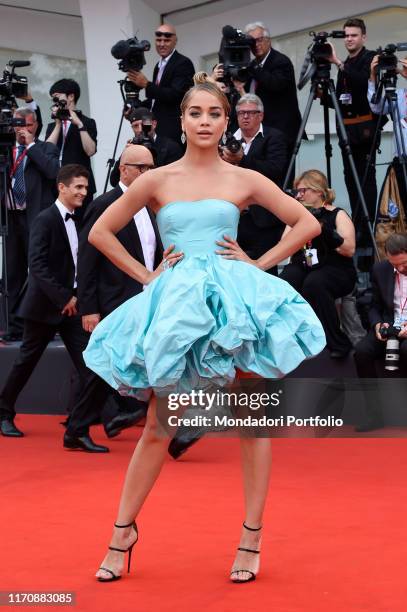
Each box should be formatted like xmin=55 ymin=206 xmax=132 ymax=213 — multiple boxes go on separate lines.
xmin=280 ymin=169 xmax=357 ymax=358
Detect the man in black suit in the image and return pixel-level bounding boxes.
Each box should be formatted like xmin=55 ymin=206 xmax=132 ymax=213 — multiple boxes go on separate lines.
xmin=127 ymin=23 xmax=194 ymax=142
xmin=2 ymin=106 xmax=59 ymax=342
xmin=354 ymin=233 xmax=407 ymax=431
xmin=221 ymin=93 xmax=289 ymax=274
xmin=0 ymin=164 xmax=106 ymax=451
xmin=46 ymin=79 xmax=97 ymax=223
xmin=64 ymin=145 xmax=164 ymax=448
xmin=244 ymin=21 xmax=302 ymax=153
xmin=109 ymin=108 xmax=182 ymax=187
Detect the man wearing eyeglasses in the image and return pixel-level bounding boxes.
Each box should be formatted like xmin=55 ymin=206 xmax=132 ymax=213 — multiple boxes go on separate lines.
xmin=243 ymin=21 xmax=302 ymax=154
xmin=62 ymin=145 xmax=163 ymax=451
xmin=221 ymin=93 xmax=288 ymax=275
xmin=1 ymin=107 xmax=59 ymax=343
xmin=127 ymin=24 xmax=194 ymax=143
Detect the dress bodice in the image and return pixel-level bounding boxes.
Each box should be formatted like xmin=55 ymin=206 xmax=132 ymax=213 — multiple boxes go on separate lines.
xmin=156 ymin=199 xmax=240 ymax=257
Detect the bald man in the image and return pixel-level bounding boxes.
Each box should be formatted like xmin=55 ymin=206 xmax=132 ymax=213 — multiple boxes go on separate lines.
xmin=128 ymin=23 xmax=194 ymax=142
xmin=63 ymin=145 xmax=163 ymax=452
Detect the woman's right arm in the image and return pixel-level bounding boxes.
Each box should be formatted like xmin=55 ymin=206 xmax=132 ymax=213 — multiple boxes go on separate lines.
xmin=88 ymin=171 xmax=180 ymax=285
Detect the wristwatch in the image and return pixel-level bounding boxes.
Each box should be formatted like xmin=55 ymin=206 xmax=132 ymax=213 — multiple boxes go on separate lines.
xmin=78 ymin=125 xmax=87 ymax=132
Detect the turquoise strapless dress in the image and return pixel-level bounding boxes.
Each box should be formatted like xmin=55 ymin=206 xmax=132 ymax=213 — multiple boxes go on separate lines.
xmin=83 ymin=200 xmax=326 ymax=396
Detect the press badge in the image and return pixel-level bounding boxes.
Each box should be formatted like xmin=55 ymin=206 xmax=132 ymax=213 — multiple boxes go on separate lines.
xmin=339 ymin=93 xmax=352 ymax=105
xmin=394 ymin=315 xmax=407 ymax=327
xmin=305 ymin=249 xmax=319 ymax=267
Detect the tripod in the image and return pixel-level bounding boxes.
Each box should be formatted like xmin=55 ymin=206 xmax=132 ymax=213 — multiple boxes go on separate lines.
xmin=283 ymin=61 xmax=380 ymax=260
xmin=103 ymin=78 xmax=143 ymax=193
xmin=360 ymin=73 xmax=407 ymax=218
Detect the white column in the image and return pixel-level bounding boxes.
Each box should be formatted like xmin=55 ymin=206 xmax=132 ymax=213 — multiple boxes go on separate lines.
xmin=79 ymin=0 xmax=159 ymax=195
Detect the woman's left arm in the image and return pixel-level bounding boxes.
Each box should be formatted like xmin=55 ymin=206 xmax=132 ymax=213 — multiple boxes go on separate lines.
xmin=217 ymin=171 xmax=321 ymax=270
xmin=334 ymin=210 xmax=356 ymax=257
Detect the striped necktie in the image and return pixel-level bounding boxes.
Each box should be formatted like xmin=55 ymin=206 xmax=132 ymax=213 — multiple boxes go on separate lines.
xmin=13 ymin=144 xmax=26 ymax=207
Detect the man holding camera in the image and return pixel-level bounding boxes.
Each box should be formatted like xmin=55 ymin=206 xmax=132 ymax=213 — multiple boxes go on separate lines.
xmin=46 ymin=79 xmax=97 ymax=223
xmin=353 ymin=233 xmax=407 ymax=431
xmin=328 ymin=18 xmax=379 ymax=243
xmin=127 ymin=24 xmax=194 ymax=142
xmin=221 ymin=93 xmax=288 ymax=273
xmin=110 ymin=108 xmax=183 ymax=186
xmin=1 ymin=107 xmax=59 ymax=343
xmin=243 ymin=21 xmax=302 ymax=154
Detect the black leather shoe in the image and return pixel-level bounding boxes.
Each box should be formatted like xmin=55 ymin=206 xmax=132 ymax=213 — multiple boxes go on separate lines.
xmin=168 ymin=434 xmax=202 ymax=459
xmin=104 ymin=409 xmax=147 ymax=439
xmin=355 ymin=420 xmax=384 ymax=433
xmin=0 ymin=418 xmax=24 ymax=437
xmin=63 ymin=433 xmax=109 ymax=452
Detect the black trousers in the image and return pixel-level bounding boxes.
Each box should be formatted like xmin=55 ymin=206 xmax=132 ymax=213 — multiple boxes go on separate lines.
xmin=354 ymin=331 xmax=407 ymax=424
xmin=354 ymin=330 xmax=407 ymax=378
xmin=0 ymin=315 xmax=90 ymax=419
xmin=3 ymin=210 xmax=29 ymax=334
xmin=280 ymin=263 xmax=356 ymax=353
xmin=341 ymin=143 xmax=377 ymax=236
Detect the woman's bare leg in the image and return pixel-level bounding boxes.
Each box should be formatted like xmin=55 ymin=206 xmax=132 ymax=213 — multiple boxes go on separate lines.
xmin=96 ymin=395 xmax=169 ymax=579
xmin=230 ymin=437 xmax=272 ymax=581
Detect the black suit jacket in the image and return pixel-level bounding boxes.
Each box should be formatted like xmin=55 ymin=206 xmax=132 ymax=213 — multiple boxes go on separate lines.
xmin=77 ymin=186 xmax=163 ymax=317
xmin=368 ymin=261 xmax=396 ymax=328
xmin=144 ymin=50 xmax=195 ymax=141
xmin=245 ymin=48 xmax=302 ymax=146
xmin=23 ymin=140 xmax=60 ymax=228
xmin=110 ymin=134 xmax=183 ymax=187
xmin=45 ymin=113 xmax=97 ymax=195
xmin=18 ymin=205 xmax=76 ymax=324
xmin=237 ymin=127 xmax=289 ymax=261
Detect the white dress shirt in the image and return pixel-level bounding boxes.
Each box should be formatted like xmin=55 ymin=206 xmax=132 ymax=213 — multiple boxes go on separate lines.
xmin=234 ymin=124 xmax=264 ymax=155
xmin=55 ymin=199 xmax=78 ymax=288
xmin=152 ymin=49 xmax=176 ymax=107
xmin=119 ymin=181 xmax=157 ymax=275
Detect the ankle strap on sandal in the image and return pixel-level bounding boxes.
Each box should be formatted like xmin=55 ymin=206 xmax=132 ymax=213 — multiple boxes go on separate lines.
xmin=243 ymin=522 xmax=262 ymax=531
xmin=114 ymin=521 xmax=135 ymax=528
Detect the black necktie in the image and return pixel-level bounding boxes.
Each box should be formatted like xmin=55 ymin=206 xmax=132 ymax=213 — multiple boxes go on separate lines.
xmin=65 ymin=212 xmax=76 ymax=222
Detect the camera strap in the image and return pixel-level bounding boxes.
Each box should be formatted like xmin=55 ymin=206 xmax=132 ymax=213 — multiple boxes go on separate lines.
xmin=396 ymin=272 xmax=407 ymax=320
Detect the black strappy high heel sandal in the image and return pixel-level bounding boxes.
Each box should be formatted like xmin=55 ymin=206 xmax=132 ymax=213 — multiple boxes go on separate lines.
xmin=230 ymin=522 xmax=262 ymax=584
xmin=97 ymin=521 xmax=138 ymax=582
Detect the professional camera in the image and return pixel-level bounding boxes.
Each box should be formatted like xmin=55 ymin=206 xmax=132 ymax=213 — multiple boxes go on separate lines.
xmin=298 ymin=30 xmax=345 ymax=89
xmin=131 ymin=115 xmax=153 ymax=146
xmin=51 ymin=96 xmax=70 ymax=121
xmin=0 ymin=60 xmax=30 ymax=147
xmin=375 ymin=42 xmax=407 ymax=89
xmin=111 ymin=36 xmax=151 ymax=73
xmin=219 ymin=25 xmax=255 ymax=83
xmin=379 ymin=324 xmax=402 ymax=371
xmin=223 ymin=131 xmax=242 ymax=154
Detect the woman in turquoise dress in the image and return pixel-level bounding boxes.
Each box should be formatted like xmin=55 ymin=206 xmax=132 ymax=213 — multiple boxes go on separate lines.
xmin=86 ymin=74 xmax=325 ymax=584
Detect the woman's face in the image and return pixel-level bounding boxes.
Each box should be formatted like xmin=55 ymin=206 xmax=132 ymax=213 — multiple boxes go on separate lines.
xmin=182 ymin=90 xmax=228 ymax=148
xmin=295 ymin=182 xmax=324 ymax=208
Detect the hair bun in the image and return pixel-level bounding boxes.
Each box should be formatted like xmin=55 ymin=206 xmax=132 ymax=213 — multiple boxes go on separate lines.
xmin=193 ymin=71 xmax=213 ymax=85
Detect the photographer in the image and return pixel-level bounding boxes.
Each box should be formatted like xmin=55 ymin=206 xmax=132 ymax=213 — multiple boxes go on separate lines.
xmin=327 ymin=18 xmax=379 ymax=243
xmin=2 ymin=107 xmax=59 ymax=343
xmin=127 ymin=24 xmax=194 ymax=142
xmin=46 ymin=79 xmax=97 ymax=221
xmin=368 ymin=55 xmax=407 ymax=208
xmin=109 ymin=108 xmax=182 ymax=186
xmin=280 ymin=170 xmax=356 ymax=359
xmin=220 ymin=93 xmax=289 ymax=273
xmin=353 ymin=233 xmax=407 ymax=431
xmin=243 ymin=21 xmax=302 ymax=152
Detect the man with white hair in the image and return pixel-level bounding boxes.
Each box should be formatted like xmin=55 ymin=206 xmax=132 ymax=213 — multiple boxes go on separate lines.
xmin=244 ymin=21 xmax=302 ymax=152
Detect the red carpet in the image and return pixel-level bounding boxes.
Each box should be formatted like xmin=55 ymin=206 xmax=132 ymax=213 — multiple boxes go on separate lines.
xmin=1 ymin=415 xmax=406 ymax=612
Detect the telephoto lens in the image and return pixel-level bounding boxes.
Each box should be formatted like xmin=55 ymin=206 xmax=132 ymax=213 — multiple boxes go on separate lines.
xmin=381 ymin=324 xmax=401 ymax=371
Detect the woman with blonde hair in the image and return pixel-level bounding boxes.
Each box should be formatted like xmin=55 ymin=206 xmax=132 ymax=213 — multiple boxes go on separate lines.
xmin=83 ymin=75 xmax=325 ymax=584
xmin=280 ymin=169 xmax=356 ymax=358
